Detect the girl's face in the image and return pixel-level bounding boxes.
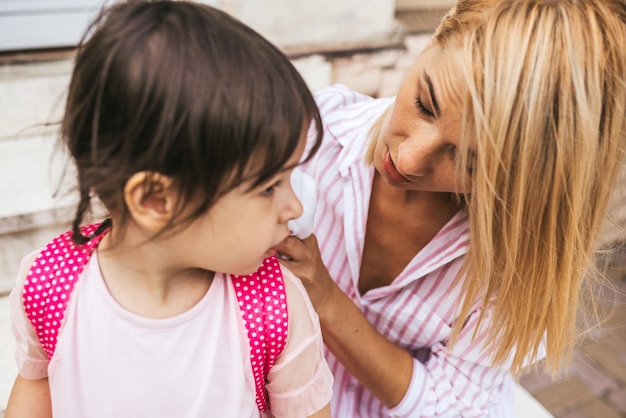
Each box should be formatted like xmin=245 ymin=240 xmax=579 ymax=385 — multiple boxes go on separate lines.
xmin=373 ymin=43 xmax=471 ymax=194
xmin=183 ymin=137 xmax=306 ymax=276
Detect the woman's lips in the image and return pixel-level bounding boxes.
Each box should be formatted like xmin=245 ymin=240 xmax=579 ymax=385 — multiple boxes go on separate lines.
xmin=383 ymin=150 xmax=410 ymax=183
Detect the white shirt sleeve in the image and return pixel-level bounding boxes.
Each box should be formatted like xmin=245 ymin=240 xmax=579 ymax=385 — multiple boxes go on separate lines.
xmin=388 ymin=307 xmax=532 ymax=417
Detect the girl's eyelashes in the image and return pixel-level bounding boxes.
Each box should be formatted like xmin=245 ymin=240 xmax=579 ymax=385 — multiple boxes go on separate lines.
xmin=260 ymin=180 xmax=282 ymax=197
xmin=415 ymin=96 xmax=434 ymax=117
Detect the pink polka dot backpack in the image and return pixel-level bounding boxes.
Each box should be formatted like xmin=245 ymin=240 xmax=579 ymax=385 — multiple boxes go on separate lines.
xmin=22 ymin=222 xmax=288 ymax=412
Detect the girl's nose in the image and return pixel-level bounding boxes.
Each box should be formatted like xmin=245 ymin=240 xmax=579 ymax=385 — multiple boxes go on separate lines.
xmin=281 ymin=185 xmax=303 ymax=224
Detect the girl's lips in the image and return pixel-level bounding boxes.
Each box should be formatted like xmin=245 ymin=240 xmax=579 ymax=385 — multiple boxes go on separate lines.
xmin=383 ymin=149 xmax=410 ymax=183
xmin=265 ymin=239 xmax=285 ymax=258
xmin=265 ymin=246 xmax=278 ymax=257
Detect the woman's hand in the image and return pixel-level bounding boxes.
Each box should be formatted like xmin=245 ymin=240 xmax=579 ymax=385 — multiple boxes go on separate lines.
xmin=276 ymin=234 xmax=338 ymax=317
xmin=277 ymin=234 xmax=414 ymax=408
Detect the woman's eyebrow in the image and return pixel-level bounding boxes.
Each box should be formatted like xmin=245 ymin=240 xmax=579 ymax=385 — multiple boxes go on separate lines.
xmin=424 ymin=72 xmax=440 ymax=117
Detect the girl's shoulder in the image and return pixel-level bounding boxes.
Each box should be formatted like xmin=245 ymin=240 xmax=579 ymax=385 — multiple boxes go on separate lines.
xmin=280 ymin=266 xmax=319 ymax=327
xmin=266 ymin=265 xmax=333 ymax=416
xmin=9 ymin=249 xmax=52 ymax=379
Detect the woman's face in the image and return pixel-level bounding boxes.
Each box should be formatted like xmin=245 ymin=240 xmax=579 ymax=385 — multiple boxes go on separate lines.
xmin=373 ymin=43 xmax=471 ymax=194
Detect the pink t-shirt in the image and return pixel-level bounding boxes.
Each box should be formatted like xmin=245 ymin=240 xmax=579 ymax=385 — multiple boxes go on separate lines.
xmin=10 ymin=250 xmax=332 ymax=418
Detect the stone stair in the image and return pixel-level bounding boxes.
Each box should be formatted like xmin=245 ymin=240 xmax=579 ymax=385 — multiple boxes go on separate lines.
xmin=0 ymin=57 xmax=77 ymax=295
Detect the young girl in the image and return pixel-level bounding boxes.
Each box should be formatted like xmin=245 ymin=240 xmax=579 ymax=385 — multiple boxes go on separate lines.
xmin=6 ymin=1 xmax=332 ymax=417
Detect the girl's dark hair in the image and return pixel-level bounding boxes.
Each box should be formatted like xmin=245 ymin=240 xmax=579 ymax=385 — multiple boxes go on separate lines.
xmin=63 ymin=0 xmax=323 ymax=244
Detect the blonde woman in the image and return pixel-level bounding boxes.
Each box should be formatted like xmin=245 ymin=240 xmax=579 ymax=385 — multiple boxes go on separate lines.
xmin=277 ymin=0 xmax=626 ymax=416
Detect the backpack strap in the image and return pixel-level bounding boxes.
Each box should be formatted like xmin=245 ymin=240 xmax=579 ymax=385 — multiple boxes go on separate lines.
xmin=232 ymin=255 xmax=289 ymax=412
xmin=22 ymin=222 xmax=287 ymax=411
xmin=23 ymin=222 xmax=110 ymax=359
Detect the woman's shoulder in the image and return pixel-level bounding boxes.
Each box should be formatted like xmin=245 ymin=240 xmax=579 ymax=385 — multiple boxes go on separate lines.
xmin=313 ymin=83 xmax=378 ymax=116
xmin=314 ymin=83 xmax=371 ymax=102
xmin=311 ymin=84 xmax=393 ymax=150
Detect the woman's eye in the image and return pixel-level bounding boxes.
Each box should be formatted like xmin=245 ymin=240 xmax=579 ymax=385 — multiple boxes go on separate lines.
xmin=466 ymin=149 xmax=477 ymax=175
xmin=415 ymin=96 xmax=434 ymax=117
xmin=450 ymin=146 xmax=476 ymax=175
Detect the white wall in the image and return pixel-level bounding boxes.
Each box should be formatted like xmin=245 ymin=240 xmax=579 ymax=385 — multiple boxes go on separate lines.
xmin=0 ymin=0 xmax=396 ymax=52
xmin=396 ymin=0 xmax=455 ymax=8
xmin=234 ymin=0 xmax=395 ymax=48
xmin=0 ymin=0 xmax=106 ymax=51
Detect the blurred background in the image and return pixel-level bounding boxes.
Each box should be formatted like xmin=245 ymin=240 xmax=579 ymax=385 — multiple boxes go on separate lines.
xmin=0 ymin=1 xmax=624 ymax=416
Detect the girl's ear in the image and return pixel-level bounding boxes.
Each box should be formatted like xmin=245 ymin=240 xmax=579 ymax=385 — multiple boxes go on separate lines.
xmin=124 ymin=171 xmax=176 ymax=233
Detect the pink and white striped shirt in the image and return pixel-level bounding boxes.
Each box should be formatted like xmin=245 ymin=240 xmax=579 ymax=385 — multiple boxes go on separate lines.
xmin=302 ymin=84 xmax=517 ymax=417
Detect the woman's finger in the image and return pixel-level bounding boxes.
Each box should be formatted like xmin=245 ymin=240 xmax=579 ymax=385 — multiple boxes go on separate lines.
xmin=276 ymin=235 xmax=304 ymax=261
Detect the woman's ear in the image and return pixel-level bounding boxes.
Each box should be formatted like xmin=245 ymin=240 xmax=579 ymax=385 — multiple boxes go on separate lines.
xmin=124 ymin=171 xmax=176 ymax=233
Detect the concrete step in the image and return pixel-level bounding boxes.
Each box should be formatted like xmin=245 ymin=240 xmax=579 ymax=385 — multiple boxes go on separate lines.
xmin=0 ymin=58 xmax=71 ymax=140
xmin=0 ymin=58 xmax=77 ymax=294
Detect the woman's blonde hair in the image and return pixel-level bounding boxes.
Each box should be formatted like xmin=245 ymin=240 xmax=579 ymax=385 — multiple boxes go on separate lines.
xmin=366 ymin=0 xmax=626 ymax=376
xmin=439 ymin=0 xmax=626 ymax=375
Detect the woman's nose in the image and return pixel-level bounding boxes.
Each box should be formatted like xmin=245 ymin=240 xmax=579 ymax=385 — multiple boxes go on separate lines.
xmin=396 ymin=136 xmax=439 ymax=177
